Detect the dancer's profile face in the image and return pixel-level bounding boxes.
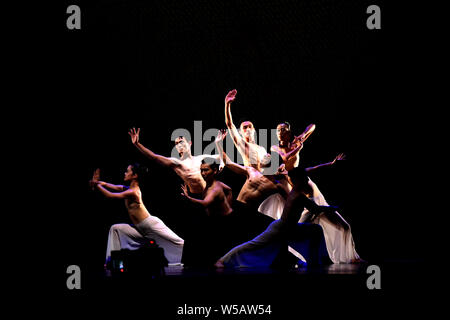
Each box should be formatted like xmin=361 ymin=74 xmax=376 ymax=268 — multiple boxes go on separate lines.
xmin=200 ymin=163 xmax=216 ymax=182
xmin=276 ymin=123 xmax=290 ymax=141
xmin=174 ymin=137 xmax=191 ymax=154
xmin=240 ymin=121 xmax=255 ymax=139
xmin=124 ymin=165 xmax=137 ymax=182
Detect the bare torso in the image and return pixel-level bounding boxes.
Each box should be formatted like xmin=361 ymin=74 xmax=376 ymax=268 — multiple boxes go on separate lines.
xmin=172 ymin=155 xmax=210 ymax=194
xmin=237 ymin=142 xmax=269 ymax=168
xmin=202 ymin=181 xmax=233 ymax=217
xmin=124 ymin=188 xmax=151 ymax=225
xmin=237 ymin=167 xmax=285 ymax=207
xmin=271 ymin=144 xmax=300 ymax=171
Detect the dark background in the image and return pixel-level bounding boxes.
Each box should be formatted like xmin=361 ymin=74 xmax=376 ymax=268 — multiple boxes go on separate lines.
xmin=18 ymin=0 xmax=434 ymax=305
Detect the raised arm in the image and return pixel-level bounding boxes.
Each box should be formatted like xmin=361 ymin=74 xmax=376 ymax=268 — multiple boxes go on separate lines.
xmin=129 ymin=128 xmax=178 ymax=169
xmin=305 ymin=153 xmax=346 ymax=173
xmin=214 ymin=129 xmax=228 ymax=170
xmin=224 ymin=90 xmax=246 ymax=149
xmin=297 ymin=123 xmax=316 ymax=143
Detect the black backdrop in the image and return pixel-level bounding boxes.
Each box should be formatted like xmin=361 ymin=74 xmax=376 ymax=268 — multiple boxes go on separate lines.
xmin=23 ymin=0 xmax=432 ymax=302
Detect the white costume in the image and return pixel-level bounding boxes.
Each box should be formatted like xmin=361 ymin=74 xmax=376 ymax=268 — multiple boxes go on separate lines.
xmin=258 ymin=193 xmax=288 ymax=220
xmin=299 ymin=178 xmax=360 ymax=263
xmin=106 ymin=215 xmax=184 ymax=265
xmin=258 ymin=177 xmax=360 ymax=264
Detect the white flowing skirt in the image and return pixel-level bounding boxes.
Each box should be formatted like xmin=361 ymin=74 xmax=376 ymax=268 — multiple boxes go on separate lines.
xmin=258 ymin=178 xmax=360 ymax=264
xmin=299 ymin=178 xmax=360 ymax=263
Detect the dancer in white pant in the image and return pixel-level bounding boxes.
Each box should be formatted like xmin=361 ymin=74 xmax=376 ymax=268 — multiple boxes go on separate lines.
xmin=90 ymin=164 xmax=184 ymax=265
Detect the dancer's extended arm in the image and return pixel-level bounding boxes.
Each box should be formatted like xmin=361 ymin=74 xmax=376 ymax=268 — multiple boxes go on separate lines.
xmin=129 ymin=128 xmax=178 ymax=168
xmin=89 ymin=168 xmax=126 ymax=191
xmin=224 ymin=89 xmax=247 ymax=150
xmin=305 ymin=153 xmax=346 ymax=173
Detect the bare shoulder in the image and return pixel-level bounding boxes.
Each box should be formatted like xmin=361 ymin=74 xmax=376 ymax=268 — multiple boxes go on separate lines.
xmin=168 ymin=157 xmax=182 ymax=167
xmin=128 ymin=187 xmax=141 ymax=197
xmin=218 ymin=181 xmax=232 ymax=191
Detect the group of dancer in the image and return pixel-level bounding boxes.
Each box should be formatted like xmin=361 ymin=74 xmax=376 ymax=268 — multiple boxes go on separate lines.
xmin=90 ymin=89 xmax=363 ymax=271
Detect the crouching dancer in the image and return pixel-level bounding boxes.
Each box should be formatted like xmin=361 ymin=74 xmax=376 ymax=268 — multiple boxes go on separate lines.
xmin=215 ymin=166 xmax=333 ymax=268
xmin=90 ymin=164 xmax=184 ymax=267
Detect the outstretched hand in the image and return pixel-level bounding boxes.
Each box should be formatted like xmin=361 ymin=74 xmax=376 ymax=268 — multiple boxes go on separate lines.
xmin=225 ymin=89 xmax=237 ymax=104
xmin=215 ymin=129 xmax=228 ymax=142
xmin=128 ymin=127 xmax=140 ymax=144
xmin=89 ymin=168 xmax=100 ymax=190
xmin=331 ymin=153 xmax=346 ymax=165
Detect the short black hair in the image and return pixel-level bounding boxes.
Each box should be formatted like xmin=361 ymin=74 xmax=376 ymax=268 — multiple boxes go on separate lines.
xmin=277 ymin=121 xmax=294 ymax=143
xmin=278 ymin=121 xmax=291 ymax=130
xmin=201 ymin=159 xmax=220 ymax=172
xmin=176 ymin=136 xmax=191 ymax=142
xmin=288 ymin=166 xmax=309 ymax=186
xmin=130 ymin=162 xmax=149 ymax=182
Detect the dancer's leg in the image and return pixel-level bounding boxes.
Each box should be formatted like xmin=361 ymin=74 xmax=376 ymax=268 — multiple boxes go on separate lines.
xmin=105 ymin=223 xmax=148 ymax=263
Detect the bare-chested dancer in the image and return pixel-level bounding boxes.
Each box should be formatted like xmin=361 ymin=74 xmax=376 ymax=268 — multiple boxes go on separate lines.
xmin=224 ymin=89 xmax=271 ymax=171
xmin=271 ymin=122 xmax=362 ymax=263
xmin=129 ymin=128 xmax=224 ymax=266
xmin=216 ymin=130 xmax=290 ymax=208
xmin=271 ymin=121 xmax=316 ymax=171
xmin=129 ymin=128 xmax=221 ymax=195
xmin=180 ymin=160 xmax=235 ymax=266
xmin=215 ymin=130 xmax=291 ymax=244
xmin=181 ymin=160 xmax=233 ymax=218
xmin=90 ymin=164 xmax=184 ymax=266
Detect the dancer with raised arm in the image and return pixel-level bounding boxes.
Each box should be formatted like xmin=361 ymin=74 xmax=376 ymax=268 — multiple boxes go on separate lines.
xmin=128 ymin=127 xmax=225 ymax=266
xmin=270 ymin=122 xmax=362 ymax=263
xmin=271 ymin=121 xmax=316 ymax=171
xmin=215 ymin=130 xmax=291 ymax=243
xmin=258 ymin=122 xmax=316 ymax=219
xmin=129 ymin=128 xmax=222 ymax=195
xmin=224 ymin=89 xmax=271 ymax=171
xmin=90 ymin=164 xmax=184 ymax=267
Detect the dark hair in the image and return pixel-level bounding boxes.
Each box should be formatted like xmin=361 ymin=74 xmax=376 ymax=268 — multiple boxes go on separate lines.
xmin=288 ymin=166 xmax=309 ymax=187
xmin=130 ymin=162 xmax=149 ymax=182
xmin=238 ymin=118 xmax=255 ymax=129
xmin=176 ymin=136 xmax=191 ymax=143
xmin=279 ymin=121 xmax=291 ymax=130
xmin=201 ymin=159 xmax=219 ymax=173
xmin=278 ymin=121 xmax=294 ymax=144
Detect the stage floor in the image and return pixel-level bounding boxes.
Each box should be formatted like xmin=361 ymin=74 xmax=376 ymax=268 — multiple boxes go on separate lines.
xmin=60 ymin=259 xmax=432 ymax=318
